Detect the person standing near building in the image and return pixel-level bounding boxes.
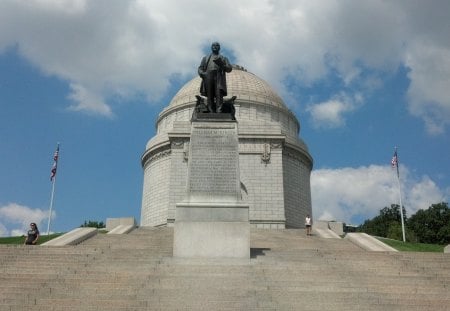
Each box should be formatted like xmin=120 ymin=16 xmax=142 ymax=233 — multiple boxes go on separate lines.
xmin=305 ymin=215 xmax=312 ymax=236
xmin=24 ymin=223 xmax=40 ymax=245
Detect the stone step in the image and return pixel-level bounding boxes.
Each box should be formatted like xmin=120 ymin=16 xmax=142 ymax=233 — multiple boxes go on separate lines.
xmin=2 ymin=227 xmax=450 ymax=310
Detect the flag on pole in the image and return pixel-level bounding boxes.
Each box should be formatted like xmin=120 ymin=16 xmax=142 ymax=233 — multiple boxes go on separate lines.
xmin=391 ymin=147 xmax=405 ymax=242
xmin=50 ymin=144 xmax=59 ymax=181
xmin=391 ymin=148 xmax=399 ymax=177
xmin=47 ymin=143 xmax=59 ymax=235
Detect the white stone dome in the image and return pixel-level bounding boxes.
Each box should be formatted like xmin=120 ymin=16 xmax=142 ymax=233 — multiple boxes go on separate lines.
xmin=156 ymin=65 xmax=302 ymax=140
xmin=159 ymin=65 xmax=292 ymax=118
xmin=141 ymin=65 xmax=313 ymax=229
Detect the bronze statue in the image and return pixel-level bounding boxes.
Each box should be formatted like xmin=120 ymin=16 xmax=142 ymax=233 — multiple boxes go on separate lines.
xmin=198 ymin=42 xmax=232 ymax=113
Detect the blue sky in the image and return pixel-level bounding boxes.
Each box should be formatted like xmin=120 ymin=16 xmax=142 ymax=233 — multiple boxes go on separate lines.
xmin=1 ymin=1 xmax=449 ymax=236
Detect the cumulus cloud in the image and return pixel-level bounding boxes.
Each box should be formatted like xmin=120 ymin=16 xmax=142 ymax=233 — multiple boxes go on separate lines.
xmin=311 ymin=165 xmax=447 ymax=224
xmin=306 ymin=92 xmax=363 ymax=128
xmin=0 ymin=203 xmax=50 ymax=237
xmin=405 ymin=44 xmax=450 ymax=134
xmin=67 ymin=83 xmax=113 ymax=117
xmin=0 ymin=1 xmax=448 ymax=132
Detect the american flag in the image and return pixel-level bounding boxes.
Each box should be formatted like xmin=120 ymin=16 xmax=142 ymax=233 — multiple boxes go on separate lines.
xmin=50 ymin=144 xmax=59 ymax=181
xmin=391 ymin=148 xmax=399 ymax=177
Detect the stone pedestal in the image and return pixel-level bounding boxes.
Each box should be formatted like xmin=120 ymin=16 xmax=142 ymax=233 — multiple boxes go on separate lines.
xmin=173 ymin=115 xmax=249 ymax=258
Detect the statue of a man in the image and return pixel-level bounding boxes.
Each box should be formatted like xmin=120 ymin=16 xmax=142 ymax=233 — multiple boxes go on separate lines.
xmin=198 ymin=42 xmax=232 ymax=113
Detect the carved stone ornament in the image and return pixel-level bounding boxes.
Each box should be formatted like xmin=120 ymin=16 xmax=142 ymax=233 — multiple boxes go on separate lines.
xmin=270 ymin=142 xmax=283 ymax=149
xmin=171 ymin=140 xmax=185 ymax=149
xmin=183 ymin=142 xmax=189 ymax=162
xmin=261 ymin=143 xmax=271 ymax=165
xmin=146 ymin=149 xmax=171 ymax=165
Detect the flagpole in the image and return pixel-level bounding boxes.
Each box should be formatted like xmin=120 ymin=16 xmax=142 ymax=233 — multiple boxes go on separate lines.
xmin=396 ymin=169 xmax=406 ymax=242
xmin=47 ymin=143 xmax=60 ymax=236
xmin=393 ymin=147 xmax=406 ymax=242
xmin=47 ymin=175 xmax=56 ymax=235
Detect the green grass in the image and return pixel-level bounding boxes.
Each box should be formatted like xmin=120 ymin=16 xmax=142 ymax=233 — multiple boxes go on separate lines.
xmin=0 ymin=233 xmax=64 ymax=245
xmin=377 ymin=237 xmax=444 ymax=252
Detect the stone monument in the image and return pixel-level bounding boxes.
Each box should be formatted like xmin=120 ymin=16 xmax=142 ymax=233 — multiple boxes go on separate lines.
xmin=141 ymin=48 xmax=313 ymax=231
xmin=173 ymin=43 xmax=249 ymax=258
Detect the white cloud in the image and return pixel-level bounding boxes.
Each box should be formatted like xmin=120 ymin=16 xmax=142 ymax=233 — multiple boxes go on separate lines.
xmin=306 ymin=92 xmax=363 ymax=128
xmin=405 ymin=44 xmax=450 ymax=134
xmin=67 ymin=83 xmax=113 ymax=117
xmin=311 ymin=165 xmax=447 ymax=224
xmin=307 ymin=100 xmax=351 ymax=128
xmin=0 ymin=1 xmax=448 ymax=132
xmin=406 ymin=176 xmax=447 ymax=214
xmin=0 ymin=203 xmax=50 ymax=236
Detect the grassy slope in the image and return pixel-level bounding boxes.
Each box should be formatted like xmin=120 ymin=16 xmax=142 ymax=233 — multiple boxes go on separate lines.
xmin=377 ymin=237 xmax=444 ymax=252
xmin=0 ymin=229 xmax=108 ymax=245
xmin=0 ymin=233 xmax=64 ymax=245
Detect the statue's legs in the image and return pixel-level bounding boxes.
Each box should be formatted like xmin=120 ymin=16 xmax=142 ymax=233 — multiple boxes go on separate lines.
xmin=216 ymin=91 xmax=224 ymax=113
xmin=205 ymin=71 xmax=218 ymax=112
xmin=215 ymin=73 xmax=224 ymax=113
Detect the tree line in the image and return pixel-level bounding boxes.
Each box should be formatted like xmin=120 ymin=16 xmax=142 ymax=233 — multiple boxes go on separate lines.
xmin=80 ymin=220 xmax=105 ymax=228
xmin=358 ymin=202 xmax=450 ymax=244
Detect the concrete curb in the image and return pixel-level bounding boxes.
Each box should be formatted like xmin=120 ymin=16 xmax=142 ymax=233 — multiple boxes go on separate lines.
xmin=107 ymin=224 xmax=135 ymax=234
xmin=345 ymin=233 xmax=398 ymax=252
xmin=314 ymin=228 xmax=341 ymax=239
xmin=41 ymin=227 xmax=97 ymax=246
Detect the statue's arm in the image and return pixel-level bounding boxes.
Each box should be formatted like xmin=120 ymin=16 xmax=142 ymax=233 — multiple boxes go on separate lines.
xmin=222 ymin=56 xmax=232 ymax=73
xmin=198 ymin=57 xmax=207 ymax=78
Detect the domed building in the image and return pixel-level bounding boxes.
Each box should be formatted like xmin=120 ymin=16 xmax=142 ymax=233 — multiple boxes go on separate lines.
xmin=141 ymin=65 xmax=313 ymax=229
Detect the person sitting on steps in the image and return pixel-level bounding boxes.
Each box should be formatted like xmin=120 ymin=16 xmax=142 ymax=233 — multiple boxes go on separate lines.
xmin=24 ymin=223 xmax=40 ymax=245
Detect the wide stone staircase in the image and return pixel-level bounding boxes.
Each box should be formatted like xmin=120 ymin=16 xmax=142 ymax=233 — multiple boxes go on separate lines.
xmin=1 ymin=227 xmax=449 ymax=310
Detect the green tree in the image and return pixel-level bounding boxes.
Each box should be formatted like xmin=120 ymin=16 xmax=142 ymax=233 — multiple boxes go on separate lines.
xmin=387 ymin=222 xmax=418 ymax=242
xmin=358 ymin=204 xmax=407 ymax=238
xmin=407 ymin=202 xmax=450 ymax=244
xmin=80 ymin=220 xmax=105 ymax=228
xmin=387 ymin=222 xmax=402 ymax=240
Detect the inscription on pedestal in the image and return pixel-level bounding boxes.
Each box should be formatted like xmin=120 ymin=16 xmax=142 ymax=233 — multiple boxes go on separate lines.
xmin=187 ymin=122 xmax=240 ymax=200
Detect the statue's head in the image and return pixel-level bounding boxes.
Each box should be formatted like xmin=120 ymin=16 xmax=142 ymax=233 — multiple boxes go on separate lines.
xmin=211 ymin=42 xmax=220 ymax=53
